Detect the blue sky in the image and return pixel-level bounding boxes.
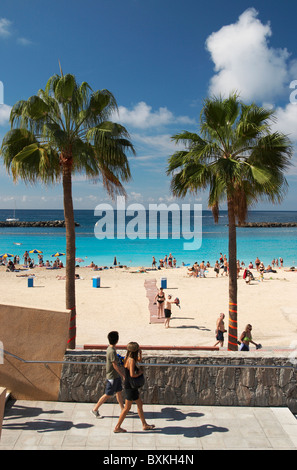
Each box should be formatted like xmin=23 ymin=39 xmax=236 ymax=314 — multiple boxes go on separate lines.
xmin=0 ymin=0 xmax=297 ymax=210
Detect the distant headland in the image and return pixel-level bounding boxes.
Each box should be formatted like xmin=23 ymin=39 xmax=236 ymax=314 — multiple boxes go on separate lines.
xmin=0 ymin=220 xmax=80 ymax=227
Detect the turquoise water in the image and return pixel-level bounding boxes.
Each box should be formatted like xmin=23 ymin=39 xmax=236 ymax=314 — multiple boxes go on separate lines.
xmin=0 ymin=209 xmax=296 ymax=267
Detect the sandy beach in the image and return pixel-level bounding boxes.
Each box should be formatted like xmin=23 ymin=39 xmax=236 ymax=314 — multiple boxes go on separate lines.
xmin=1 ymin=263 xmax=297 ymax=350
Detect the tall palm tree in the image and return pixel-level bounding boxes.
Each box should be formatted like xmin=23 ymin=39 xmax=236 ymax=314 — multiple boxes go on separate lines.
xmin=1 ymin=71 xmax=135 ymax=349
xmin=167 ymin=93 xmax=292 ymax=350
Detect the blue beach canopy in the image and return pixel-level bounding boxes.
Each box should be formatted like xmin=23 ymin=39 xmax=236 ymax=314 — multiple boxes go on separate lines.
xmin=51 ymin=252 xmax=65 ymax=257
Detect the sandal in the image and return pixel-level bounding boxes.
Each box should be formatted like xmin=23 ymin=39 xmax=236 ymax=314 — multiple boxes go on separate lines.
xmin=113 ymin=427 xmax=127 ymax=433
xmin=143 ymin=424 xmax=155 ymax=431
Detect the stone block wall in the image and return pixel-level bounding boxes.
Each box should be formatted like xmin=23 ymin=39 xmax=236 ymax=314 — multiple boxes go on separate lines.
xmin=58 ymin=351 xmax=297 ymax=413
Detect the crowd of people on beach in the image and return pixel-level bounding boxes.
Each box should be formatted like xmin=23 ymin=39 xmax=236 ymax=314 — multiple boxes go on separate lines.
xmin=184 ymin=252 xmax=286 ymax=282
xmin=0 ymin=247 xmax=287 ymax=276
xmin=152 ymin=253 xmax=177 ymax=269
xmin=0 ymin=251 xmax=64 ymax=271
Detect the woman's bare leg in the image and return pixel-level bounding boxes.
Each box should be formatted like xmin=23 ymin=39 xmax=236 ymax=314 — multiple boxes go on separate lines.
xmin=135 ymin=398 xmax=155 ymax=430
xmin=113 ymin=400 xmax=132 ymax=433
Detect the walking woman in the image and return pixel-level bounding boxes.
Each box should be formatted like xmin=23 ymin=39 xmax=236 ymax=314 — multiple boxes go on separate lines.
xmin=113 ymin=342 xmax=155 ymax=433
xmin=239 ymin=324 xmax=260 ymax=351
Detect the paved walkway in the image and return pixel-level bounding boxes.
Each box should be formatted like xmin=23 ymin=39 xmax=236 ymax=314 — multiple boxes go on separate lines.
xmin=1 ymin=400 xmax=297 ymax=450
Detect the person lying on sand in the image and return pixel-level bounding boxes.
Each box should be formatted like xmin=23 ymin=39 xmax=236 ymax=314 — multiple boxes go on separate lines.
xmin=56 ymin=274 xmax=81 ymax=280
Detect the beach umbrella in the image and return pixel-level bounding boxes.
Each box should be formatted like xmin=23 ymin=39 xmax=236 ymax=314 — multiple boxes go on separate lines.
xmin=29 ymin=249 xmax=43 ymax=254
xmin=0 ymin=253 xmax=14 ymax=258
xmin=51 ymin=252 xmax=66 ymax=257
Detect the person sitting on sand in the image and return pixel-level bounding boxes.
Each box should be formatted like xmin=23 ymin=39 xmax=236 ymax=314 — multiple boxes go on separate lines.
xmin=264 ymin=265 xmax=276 ymax=273
xmin=187 ymin=267 xmax=195 ymax=277
xmin=57 ymin=274 xmax=80 ymax=280
xmin=6 ymin=260 xmax=15 ymax=272
xmin=243 ymin=269 xmax=254 ymax=284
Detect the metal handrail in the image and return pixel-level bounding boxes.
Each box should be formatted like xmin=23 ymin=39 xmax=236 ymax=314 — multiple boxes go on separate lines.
xmin=2 ymin=349 xmax=296 ymax=370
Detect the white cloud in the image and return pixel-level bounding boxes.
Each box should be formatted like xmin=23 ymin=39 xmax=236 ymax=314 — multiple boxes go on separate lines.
xmin=17 ymin=37 xmax=33 ymax=46
xmin=272 ymin=103 xmax=297 ymax=174
xmin=0 ymin=17 xmax=32 ymax=46
xmin=0 ymin=104 xmax=12 ymax=125
xmin=0 ymin=18 xmax=12 ymax=37
xmin=128 ymin=191 xmax=144 ymax=202
xmin=205 ymin=8 xmax=297 ymax=174
xmin=129 ymin=132 xmax=185 ymax=168
xmin=133 ymin=133 xmax=178 ymax=152
xmin=116 ymin=101 xmax=195 ymax=129
xmin=273 ymin=103 xmax=297 ymax=141
xmin=206 ymin=8 xmax=294 ymax=102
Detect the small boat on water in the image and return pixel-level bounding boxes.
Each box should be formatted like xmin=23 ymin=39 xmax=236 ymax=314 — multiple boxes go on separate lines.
xmin=6 ymin=202 xmax=19 ymax=222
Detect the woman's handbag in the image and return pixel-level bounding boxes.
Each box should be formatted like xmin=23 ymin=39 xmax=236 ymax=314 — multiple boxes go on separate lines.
xmin=129 ymin=373 xmax=145 ymax=389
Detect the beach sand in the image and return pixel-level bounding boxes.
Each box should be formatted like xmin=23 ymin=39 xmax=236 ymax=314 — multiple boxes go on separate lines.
xmin=1 ymin=263 xmax=297 ymax=350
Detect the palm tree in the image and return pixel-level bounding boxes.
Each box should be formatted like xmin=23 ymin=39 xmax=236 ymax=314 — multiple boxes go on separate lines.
xmin=167 ymin=93 xmax=292 ymax=350
xmin=0 ymin=71 xmax=135 ymax=349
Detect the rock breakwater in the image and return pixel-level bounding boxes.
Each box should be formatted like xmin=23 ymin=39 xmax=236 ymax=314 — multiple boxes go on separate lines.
xmin=0 ymin=220 xmax=80 ymax=227
xmin=237 ymin=222 xmax=297 ymax=228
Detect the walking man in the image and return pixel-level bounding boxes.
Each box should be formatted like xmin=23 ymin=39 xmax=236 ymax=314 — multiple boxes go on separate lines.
xmin=214 ymin=313 xmax=227 ymax=348
xmin=91 ymin=331 xmax=125 ymax=418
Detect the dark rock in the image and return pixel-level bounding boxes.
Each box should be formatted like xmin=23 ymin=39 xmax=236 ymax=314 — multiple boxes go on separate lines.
xmin=0 ymin=220 xmax=80 ymax=227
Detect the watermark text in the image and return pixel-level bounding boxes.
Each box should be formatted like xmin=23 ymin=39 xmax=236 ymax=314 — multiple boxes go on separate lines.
xmin=94 ymin=197 xmax=202 ymax=251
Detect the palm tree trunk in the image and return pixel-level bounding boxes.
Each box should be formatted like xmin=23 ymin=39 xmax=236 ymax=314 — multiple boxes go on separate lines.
xmin=62 ymin=164 xmax=76 ymax=349
xmin=227 ymin=195 xmax=238 ymax=351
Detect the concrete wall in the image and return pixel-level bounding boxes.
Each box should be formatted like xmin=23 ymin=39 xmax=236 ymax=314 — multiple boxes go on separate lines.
xmin=0 ymin=303 xmax=70 ymax=401
xmin=0 ymin=387 xmax=6 ymax=440
xmin=59 ymin=351 xmax=297 ymax=413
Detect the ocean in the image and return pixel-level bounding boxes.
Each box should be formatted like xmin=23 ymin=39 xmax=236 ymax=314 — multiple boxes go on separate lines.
xmin=0 ymin=209 xmax=296 ymax=268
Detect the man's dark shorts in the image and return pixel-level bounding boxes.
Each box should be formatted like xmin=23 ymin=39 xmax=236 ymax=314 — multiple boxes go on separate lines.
xmin=216 ymin=330 xmax=224 ymax=342
xmin=105 ymin=377 xmax=122 ymax=396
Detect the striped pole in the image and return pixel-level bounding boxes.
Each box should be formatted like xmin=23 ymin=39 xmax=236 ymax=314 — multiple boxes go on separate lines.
xmin=228 ymin=302 xmax=238 ymax=351
xmin=67 ymin=307 xmax=76 ymax=349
